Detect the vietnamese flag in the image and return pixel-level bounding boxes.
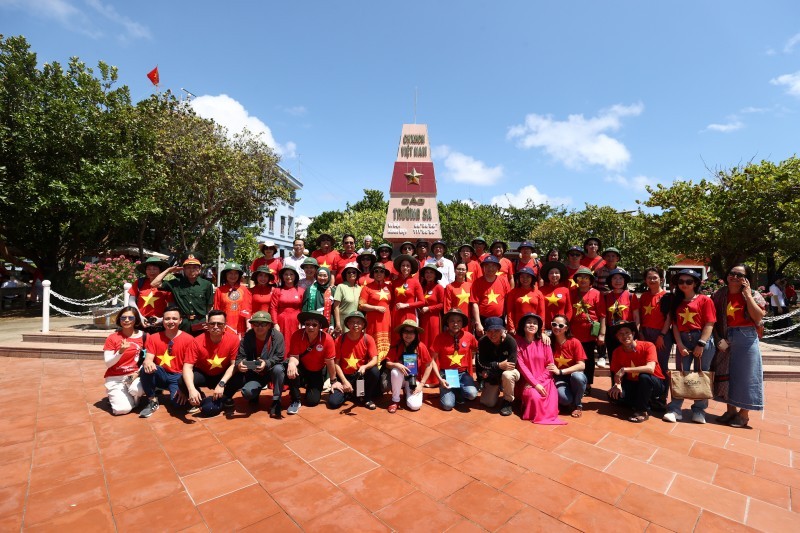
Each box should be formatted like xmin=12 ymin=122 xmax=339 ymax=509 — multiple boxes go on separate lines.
xmin=146 ymin=66 xmax=159 ymax=86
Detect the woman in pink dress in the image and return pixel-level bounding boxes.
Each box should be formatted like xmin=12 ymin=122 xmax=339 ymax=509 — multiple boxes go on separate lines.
xmin=515 ymin=313 xmax=566 ymax=425
xmin=270 ymin=266 xmax=305 ymax=340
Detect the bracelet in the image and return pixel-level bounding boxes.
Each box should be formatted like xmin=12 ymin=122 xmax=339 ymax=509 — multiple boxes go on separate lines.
xmin=559 ymin=368 xmax=563 ymax=376
xmin=697 ymin=339 xmax=707 ymax=347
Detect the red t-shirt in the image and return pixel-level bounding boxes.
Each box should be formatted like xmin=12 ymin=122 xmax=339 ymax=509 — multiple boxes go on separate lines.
xmin=674 ymin=294 xmax=716 ymax=332
xmin=470 ymin=276 xmax=511 ymax=318
xmin=540 ymin=284 xmax=572 ymax=323
xmin=496 ymin=257 xmax=514 ymax=281
xmin=385 ymin=342 xmax=432 ymax=372
xmin=250 ymin=256 xmax=283 ymax=275
xmin=506 ymin=287 xmax=545 ymax=333
xmin=639 ymin=290 xmax=668 ymax=330
xmin=444 ymin=281 xmax=472 ymax=315
xmin=103 ymin=331 xmax=145 ymax=378
xmin=288 ymin=329 xmax=336 ymax=371
xmin=552 ymin=337 xmax=587 ymax=369
xmin=569 ymin=287 xmax=605 ymax=342
xmin=336 ymin=333 xmax=377 ymax=375
xmin=431 ymin=331 xmax=478 ymax=374
xmin=604 ymin=290 xmax=639 ymax=324
xmin=187 ymin=331 xmax=239 ymax=376
xmin=515 ymin=257 xmax=541 ymax=278
xmin=311 ymin=249 xmax=341 ymax=272
xmin=580 ymin=255 xmax=605 ymax=272
xmin=611 ymin=341 xmax=664 ymax=380
xmin=334 ymin=251 xmax=359 ymax=285
xmin=726 ymin=291 xmax=758 ymax=328
xmin=145 ymin=331 xmax=195 ymax=374
xmin=128 ymin=278 xmax=173 ymax=318
xmin=463 ymin=259 xmax=482 ymax=282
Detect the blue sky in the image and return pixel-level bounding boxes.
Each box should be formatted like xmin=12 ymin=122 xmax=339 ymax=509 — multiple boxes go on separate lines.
xmin=4 ymin=0 xmax=800 ymax=228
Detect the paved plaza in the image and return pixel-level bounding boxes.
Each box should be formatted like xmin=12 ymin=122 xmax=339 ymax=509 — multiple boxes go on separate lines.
xmin=1 ymin=354 xmax=799 ymax=532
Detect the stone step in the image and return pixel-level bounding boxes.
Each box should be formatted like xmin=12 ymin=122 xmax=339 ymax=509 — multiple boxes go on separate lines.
xmin=0 ymin=341 xmax=102 ymax=360
xmin=23 ymin=330 xmax=108 ymax=346
xmin=594 ymin=365 xmax=800 ymax=381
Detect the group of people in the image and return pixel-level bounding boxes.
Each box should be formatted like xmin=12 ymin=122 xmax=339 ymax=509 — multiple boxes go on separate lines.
xmin=107 ymin=234 xmax=766 ymax=428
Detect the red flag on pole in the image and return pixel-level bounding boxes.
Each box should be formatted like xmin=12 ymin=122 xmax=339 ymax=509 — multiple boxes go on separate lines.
xmin=146 ymin=66 xmax=159 ymax=86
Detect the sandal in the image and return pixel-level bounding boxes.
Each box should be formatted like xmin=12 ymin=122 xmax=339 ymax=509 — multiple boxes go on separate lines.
xmin=628 ymin=412 xmax=649 ymax=423
xmin=365 ymin=401 xmax=377 ymax=411
xmin=571 ymin=406 xmax=583 ymax=418
xmin=388 ymin=403 xmax=398 ymax=414
xmin=729 ymin=414 xmax=750 ymax=428
xmin=717 ymin=411 xmax=737 ymax=425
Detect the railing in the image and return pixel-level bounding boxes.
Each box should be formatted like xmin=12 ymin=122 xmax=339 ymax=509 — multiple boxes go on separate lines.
xmin=41 ymin=280 xmax=131 ymax=333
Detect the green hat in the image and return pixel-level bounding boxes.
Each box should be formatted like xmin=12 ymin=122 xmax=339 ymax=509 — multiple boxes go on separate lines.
xmin=601 ymin=247 xmax=621 ymax=259
xmin=419 ymin=263 xmax=443 ymax=281
xmin=249 ymin=311 xmax=273 ymax=324
xmin=301 ymin=257 xmax=319 ymax=268
xmin=393 ymin=254 xmax=419 ymax=275
xmin=399 ymin=241 xmax=415 ymax=252
xmin=343 ymin=311 xmax=367 ymax=329
xmin=458 ymin=243 xmax=477 ymax=256
xmin=137 ymin=256 xmax=169 ymax=274
xmin=471 ymin=236 xmax=488 ymax=247
xmin=298 ymin=310 xmax=329 ymax=330
xmin=443 ymin=308 xmax=469 ymax=327
xmin=574 ymin=267 xmax=595 ymax=282
xmin=375 ymin=243 xmax=394 ymax=255
xmin=490 ymin=240 xmax=508 ymax=253
xmin=371 ymin=262 xmax=389 ymax=274
xmin=254 ymin=265 xmax=274 ymax=279
xmin=221 ymin=262 xmax=244 ymax=280
xmin=357 ymin=252 xmax=377 ymax=266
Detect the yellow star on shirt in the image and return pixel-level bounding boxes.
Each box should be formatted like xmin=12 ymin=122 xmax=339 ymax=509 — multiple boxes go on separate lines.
xmin=378 ymin=289 xmax=390 ymax=301
xmin=574 ymin=301 xmax=590 ymax=314
xmin=486 ymin=289 xmax=500 ymax=304
xmin=630 ymin=371 xmax=640 ymax=379
xmin=207 ymin=354 xmax=226 ymax=370
xmin=448 ymin=350 xmax=464 ymax=367
xmin=520 ymin=294 xmax=532 ymax=304
xmin=319 ymin=261 xmax=331 ymax=269
xmin=608 ymin=304 xmax=628 ymax=314
xmin=678 ymin=308 xmax=698 ymax=325
xmin=554 ymin=354 xmax=572 ymax=368
xmin=141 ymin=291 xmax=159 ymax=309
xmin=395 ymin=285 xmax=407 ymax=296
xmin=466 ymin=271 xmax=474 ymax=281
xmin=424 ymin=292 xmax=432 ymax=300
xmin=344 ymin=353 xmax=359 ymax=370
xmin=727 ymin=302 xmax=741 ymax=318
xmin=569 ymin=278 xmax=578 ymax=288
xmin=457 ymin=289 xmax=471 ymax=306
xmin=157 ymin=350 xmax=174 ymax=368
xmin=643 ymin=303 xmax=654 ymax=316
xmin=546 ymin=293 xmax=561 ymax=306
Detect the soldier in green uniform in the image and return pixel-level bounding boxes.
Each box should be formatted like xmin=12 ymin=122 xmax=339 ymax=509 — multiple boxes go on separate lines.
xmin=150 ymin=255 xmax=214 ymax=335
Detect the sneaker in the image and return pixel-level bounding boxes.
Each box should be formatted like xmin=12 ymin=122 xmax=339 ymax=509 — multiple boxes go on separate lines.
xmin=692 ymin=411 xmax=706 ymax=424
xmin=270 ymin=401 xmax=282 ymax=419
xmin=186 ymin=405 xmax=201 ymax=415
xmin=662 ymin=411 xmax=682 ymax=423
xmin=596 ymin=357 xmax=607 ymax=368
xmin=139 ymin=398 xmax=159 ymax=418
xmin=287 ymin=401 xmax=301 ymax=415
xmin=500 ymin=400 xmax=513 ymax=417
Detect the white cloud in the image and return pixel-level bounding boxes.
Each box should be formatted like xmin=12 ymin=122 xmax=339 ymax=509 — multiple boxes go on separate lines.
xmin=508 ymin=103 xmax=643 ymax=171
xmin=705 ymin=120 xmax=744 ymax=133
xmin=432 ymin=145 xmax=503 ymax=186
xmin=294 ymin=215 xmax=312 ymax=238
xmin=490 ymin=185 xmax=571 ymax=208
xmin=604 ymin=175 xmax=657 ymax=193
xmin=784 ymin=33 xmax=800 ymax=54
xmin=190 ymin=94 xmax=296 ymax=158
xmin=0 ymin=0 xmax=149 ymax=40
xmin=770 ymin=71 xmax=800 ymax=97
xmin=283 ymin=105 xmax=307 ymax=116
xmin=740 ymin=106 xmax=768 ymax=114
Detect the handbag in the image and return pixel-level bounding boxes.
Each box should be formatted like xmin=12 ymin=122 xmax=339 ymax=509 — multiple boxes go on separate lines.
xmin=576 ymin=291 xmax=601 ymax=337
xmin=669 ymin=370 xmax=714 ymax=400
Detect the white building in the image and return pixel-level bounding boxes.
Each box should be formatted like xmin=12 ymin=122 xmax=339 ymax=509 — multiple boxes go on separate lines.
xmin=260 ymin=165 xmax=303 ymax=257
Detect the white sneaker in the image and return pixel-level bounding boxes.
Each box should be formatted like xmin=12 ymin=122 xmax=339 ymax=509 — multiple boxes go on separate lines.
xmin=663 ymin=411 xmax=682 ymax=423
xmin=596 ymin=357 xmax=607 ymax=368
xmin=692 ymin=411 xmax=706 ymax=424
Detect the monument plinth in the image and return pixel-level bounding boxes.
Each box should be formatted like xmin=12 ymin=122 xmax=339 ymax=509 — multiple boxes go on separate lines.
xmin=383 ymin=124 xmax=442 ymax=242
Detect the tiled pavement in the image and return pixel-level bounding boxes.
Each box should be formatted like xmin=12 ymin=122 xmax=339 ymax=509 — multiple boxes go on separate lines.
xmin=2 ymin=357 xmax=800 ymax=532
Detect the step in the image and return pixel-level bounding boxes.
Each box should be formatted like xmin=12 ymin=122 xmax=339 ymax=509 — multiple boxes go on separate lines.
xmin=23 ymin=330 xmax=109 ymax=346
xmin=594 ymin=365 xmax=800 ymax=382
xmin=0 ymin=341 xmax=102 ymax=360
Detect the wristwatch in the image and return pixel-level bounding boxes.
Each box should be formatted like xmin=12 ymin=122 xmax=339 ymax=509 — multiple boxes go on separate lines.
xmin=697 ymin=339 xmax=707 ymax=347
xmin=218 ymin=380 xmax=226 ymax=387
xmin=330 ymin=378 xmax=338 ymax=384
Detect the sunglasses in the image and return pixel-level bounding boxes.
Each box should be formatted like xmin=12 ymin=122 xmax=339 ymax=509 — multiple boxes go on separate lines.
xmin=677 ymin=279 xmax=696 ymax=286
xmin=550 ymin=322 xmax=567 ymax=329
xmin=304 ymin=322 xmax=320 ymax=328
xmin=119 ymin=316 xmax=136 ymax=322
xmin=208 ymin=322 xmax=226 ymax=328
xmin=728 ymin=272 xmax=746 ymax=279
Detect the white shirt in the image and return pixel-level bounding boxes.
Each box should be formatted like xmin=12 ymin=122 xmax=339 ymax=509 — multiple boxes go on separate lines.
xmin=283 ymin=254 xmax=308 ymax=280
xmin=426 ymin=256 xmax=455 ymax=286
xmin=769 ymin=283 xmax=786 ymax=307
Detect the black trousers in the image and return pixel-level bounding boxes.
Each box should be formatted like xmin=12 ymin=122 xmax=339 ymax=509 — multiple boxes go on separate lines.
xmin=179 ymin=369 xmax=238 ymax=398
xmin=228 ymin=364 xmax=286 ymax=401
xmin=580 ymin=341 xmax=597 ymax=385
xmin=327 ymin=366 xmax=380 ymax=408
xmin=287 ymin=363 xmax=325 ymax=406
xmin=612 ymin=374 xmax=666 ymax=413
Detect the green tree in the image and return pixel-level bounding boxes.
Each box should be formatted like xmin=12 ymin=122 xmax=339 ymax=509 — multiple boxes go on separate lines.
xmin=643 ymin=157 xmax=800 ymax=279
xmin=437 ymin=200 xmax=507 ymax=246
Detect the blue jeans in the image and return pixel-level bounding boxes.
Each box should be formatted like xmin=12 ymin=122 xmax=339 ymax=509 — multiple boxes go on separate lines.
xmin=439 ymin=372 xmax=478 ymax=411
xmin=668 ymin=331 xmax=714 ymax=414
xmin=140 ymin=366 xmax=182 ymax=402
xmin=555 ymin=371 xmax=587 ymax=408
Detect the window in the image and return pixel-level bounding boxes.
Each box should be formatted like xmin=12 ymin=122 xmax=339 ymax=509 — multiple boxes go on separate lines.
xmin=268 ymin=215 xmax=274 ymax=234
xmin=280 ymin=216 xmax=286 ymax=236
xmin=288 ymin=216 xmax=294 ymax=237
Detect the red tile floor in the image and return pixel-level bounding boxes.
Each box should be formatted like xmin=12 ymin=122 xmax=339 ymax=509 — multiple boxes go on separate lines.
xmin=2 ymin=356 xmax=800 ymax=532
